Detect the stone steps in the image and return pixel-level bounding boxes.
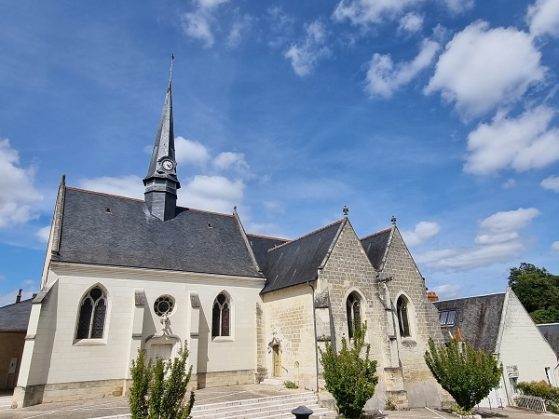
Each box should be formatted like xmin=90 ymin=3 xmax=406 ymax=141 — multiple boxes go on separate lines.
xmin=191 ymin=391 xmax=337 ymax=419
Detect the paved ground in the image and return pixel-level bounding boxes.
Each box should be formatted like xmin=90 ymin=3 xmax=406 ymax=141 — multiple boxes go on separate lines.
xmin=0 ymin=385 xmax=557 ymax=419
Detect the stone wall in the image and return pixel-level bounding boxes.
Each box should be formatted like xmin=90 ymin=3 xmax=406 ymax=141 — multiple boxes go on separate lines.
xmin=382 ymin=227 xmax=444 ymax=408
xmin=261 ymin=284 xmax=317 ymax=390
xmin=317 ymin=221 xmax=392 ymax=410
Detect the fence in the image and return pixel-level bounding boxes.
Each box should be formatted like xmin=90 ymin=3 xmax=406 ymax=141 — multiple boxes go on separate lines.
xmin=514 ymin=394 xmax=547 ymax=412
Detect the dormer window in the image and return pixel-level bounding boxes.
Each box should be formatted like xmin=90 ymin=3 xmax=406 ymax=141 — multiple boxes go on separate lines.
xmin=439 ymin=310 xmax=456 ymax=326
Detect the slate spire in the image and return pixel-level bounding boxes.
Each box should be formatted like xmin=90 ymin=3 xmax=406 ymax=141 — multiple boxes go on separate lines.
xmin=143 ymin=55 xmax=181 ymax=221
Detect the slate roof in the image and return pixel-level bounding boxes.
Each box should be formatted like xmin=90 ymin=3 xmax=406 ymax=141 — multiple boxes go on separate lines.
xmin=260 ymin=220 xmax=344 ymax=294
xmin=537 ymin=323 xmax=559 ymax=358
xmin=434 ymin=293 xmax=506 ymax=353
xmin=0 ymin=299 xmax=32 ymax=332
xmin=246 ymin=234 xmax=288 ymax=272
xmin=53 ymin=187 xmax=262 ymax=278
xmin=360 ymin=228 xmax=392 ymax=270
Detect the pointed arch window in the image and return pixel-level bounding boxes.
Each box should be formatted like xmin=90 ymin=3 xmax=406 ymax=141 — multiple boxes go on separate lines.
xmin=346 ymin=292 xmax=361 ymax=339
xmin=76 ymin=286 xmax=107 ymax=339
xmin=212 ymin=293 xmax=230 ymax=337
xmin=397 ymin=296 xmax=411 ymax=338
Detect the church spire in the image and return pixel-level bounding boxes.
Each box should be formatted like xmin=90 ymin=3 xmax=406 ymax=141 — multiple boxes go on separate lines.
xmin=143 ymin=55 xmax=181 ymax=221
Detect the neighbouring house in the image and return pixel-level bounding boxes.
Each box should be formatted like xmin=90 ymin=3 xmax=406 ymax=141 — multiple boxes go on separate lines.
xmin=537 ymin=323 xmax=559 ymax=359
xmin=0 ymin=291 xmax=32 ymax=392
xmin=12 ymin=70 xmax=446 ymax=411
xmin=434 ymin=288 xmax=559 ymax=408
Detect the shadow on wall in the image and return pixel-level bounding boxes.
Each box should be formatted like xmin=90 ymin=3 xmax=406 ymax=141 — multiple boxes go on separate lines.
xmin=196 ymin=309 xmax=209 ymax=389
xmin=21 ymin=282 xmax=60 ymax=407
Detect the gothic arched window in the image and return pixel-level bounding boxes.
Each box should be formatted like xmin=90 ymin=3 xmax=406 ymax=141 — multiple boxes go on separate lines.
xmin=212 ymin=292 xmax=230 ymax=337
xmin=76 ymin=286 xmax=107 ymax=339
xmin=346 ymin=292 xmax=361 ymax=339
xmin=397 ymin=295 xmax=411 ymax=338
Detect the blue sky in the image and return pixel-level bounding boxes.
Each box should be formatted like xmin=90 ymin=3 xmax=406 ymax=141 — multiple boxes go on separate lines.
xmin=1 ymin=0 xmax=558 ymax=305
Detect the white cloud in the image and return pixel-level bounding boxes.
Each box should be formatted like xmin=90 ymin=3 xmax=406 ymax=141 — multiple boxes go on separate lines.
xmin=528 ymin=0 xmax=559 ymax=38
xmin=332 ymin=0 xmax=422 ymax=26
xmin=552 ymin=241 xmax=559 ymax=254
xmin=425 ymin=21 xmax=545 ymax=118
xmin=332 ymin=0 xmax=471 ymax=25
xmin=0 ymin=139 xmax=42 ymax=229
xmin=399 ymin=12 xmax=423 ymax=33
xmin=181 ymin=0 xmax=229 ymax=47
xmin=502 ymin=179 xmax=516 ymax=189
xmin=175 ymin=137 xmax=210 ymax=166
xmin=432 ymin=283 xmax=461 ymax=300
xmin=417 ymin=208 xmax=540 ymax=270
xmin=285 ymin=20 xmax=330 ymax=77
xmin=36 ymin=225 xmax=50 ymax=243
xmin=365 ymin=39 xmax=440 ymax=98
xmin=227 ymin=14 xmax=252 ymax=48
xmin=402 ymin=221 xmax=440 ymax=247
xmin=213 ymin=151 xmax=251 ymax=176
xmin=443 ymin=0 xmax=474 ymax=14
xmin=464 ymin=106 xmax=559 ymax=175
xmin=78 ymin=175 xmax=144 ymax=200
xmin=541 ymin=175 xmax=559 ymax=192
xmin=180 ymin=175 xmax=244 ymax=213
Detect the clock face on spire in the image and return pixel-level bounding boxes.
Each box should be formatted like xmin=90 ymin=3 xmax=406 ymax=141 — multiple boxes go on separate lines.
xmin=161 ymin=159 xmax=174 ymax=171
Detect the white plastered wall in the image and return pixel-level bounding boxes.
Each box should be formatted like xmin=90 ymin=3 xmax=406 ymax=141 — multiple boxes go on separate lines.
xmin=19 ymin=262 xmax=263 ymax=388
xmin=495 ymin=289 xmax=559 ymax=405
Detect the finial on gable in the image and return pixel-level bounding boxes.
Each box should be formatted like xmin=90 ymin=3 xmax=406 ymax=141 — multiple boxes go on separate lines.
xmin=391 ymin=215 xmax=397 ymax=226
xmin=343 ymin=205 xmax=349 ymax=217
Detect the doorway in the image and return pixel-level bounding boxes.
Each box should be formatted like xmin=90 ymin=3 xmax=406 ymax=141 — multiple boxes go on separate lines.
xmin=272 ymin=344 xmax=281 ymax=377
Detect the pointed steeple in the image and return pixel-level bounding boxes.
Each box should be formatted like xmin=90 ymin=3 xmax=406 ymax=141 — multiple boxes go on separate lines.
xmin=144 ymin=55 xmax=181 ymax=221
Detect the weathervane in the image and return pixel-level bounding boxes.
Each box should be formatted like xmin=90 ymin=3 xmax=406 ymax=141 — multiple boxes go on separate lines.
xmin=343 ymin=205 xmax=349 ymax=217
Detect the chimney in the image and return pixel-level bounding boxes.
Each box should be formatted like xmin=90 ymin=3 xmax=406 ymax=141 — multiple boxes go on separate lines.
xmin=427 ymin=291 xmax=439 ymax=302
xmin=16 ymin=289 xmax=22 ymax=304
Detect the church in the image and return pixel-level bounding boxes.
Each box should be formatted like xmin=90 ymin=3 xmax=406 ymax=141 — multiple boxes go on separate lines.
xmin=12 ymin=72 xmax=446 ymax=410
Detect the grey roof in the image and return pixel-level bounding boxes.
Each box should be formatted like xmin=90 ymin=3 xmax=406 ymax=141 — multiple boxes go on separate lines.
xmin=54 ymin=187 xmax=262 ymax=278
xmin=360 ymin=228 xmax=392 ymax=270
xmin=434 ymin=293 xmax=506 ymax=353
xmin=246 ymin=234 xmax=288 ymax=272
xmin=260 ymin=220 xmax=344 ymax=294
xmin=537 ymin=323 xmax=559 ymax=358
xmin=0 ymin=299 xmax=32 ymax=332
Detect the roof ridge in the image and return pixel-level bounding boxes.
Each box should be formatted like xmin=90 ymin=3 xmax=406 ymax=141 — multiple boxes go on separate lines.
xmin=268 ymin=218 xmax=344 ymax=253
xmin=65 ymin=186 xmax=234 ymax=218
xmin=435 ymin=291 xmax=506 ymax=303
xmin=360 ymin=227 xmax=392 ymax=241
xmin=246 ymin=233 xmax=289 ymax=241
xmin=0 ymin=297 xmax=33 ymax=310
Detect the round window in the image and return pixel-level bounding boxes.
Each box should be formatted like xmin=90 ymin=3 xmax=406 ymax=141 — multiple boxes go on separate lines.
xmin=154 ymin=295 xmax=175 ymax=317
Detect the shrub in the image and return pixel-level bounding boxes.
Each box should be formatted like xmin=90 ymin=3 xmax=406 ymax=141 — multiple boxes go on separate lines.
xmin=517 ymin=380 xmax=559 ymax=413
xmin=129 ymin=346 xmax=195 ymax=419
xmin=320 ymin=322 xmax=378 ymax=419
xmin=425 ymin=337 xmax=502 ymax=412
xmin=255 ymin=365 xmax=266 ymax=384
xmin=284 ymin=380 xmax=299 ymax=389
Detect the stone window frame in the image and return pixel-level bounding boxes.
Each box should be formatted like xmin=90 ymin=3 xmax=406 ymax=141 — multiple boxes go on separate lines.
xmin=74 ymin=283 xmax=110 ymax=345
xmin=211 ymin=290 xmax=234 ymax=342
xmin=344 ymin=288 xmax=367 ymax=340
xmin=394 ymin=292 xmax=416 ymax=340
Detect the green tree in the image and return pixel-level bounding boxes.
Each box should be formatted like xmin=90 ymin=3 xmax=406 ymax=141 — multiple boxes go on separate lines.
xmin=509 ymin=263 xmax=559 ymax=323
xmin=129 ymin=346 xmax=195 ymax=419
xmin=425 ymin=337 xmax=502 ymax=412
xmin=320 ymin=322 xmax=378 ymax=419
